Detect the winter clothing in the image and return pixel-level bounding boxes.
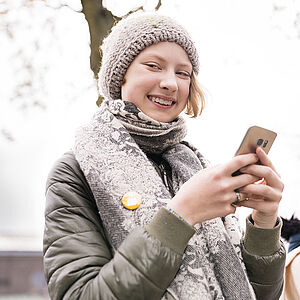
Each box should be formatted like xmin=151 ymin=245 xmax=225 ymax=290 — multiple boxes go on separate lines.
xmin=99 ymin=12 xmax=199 ymax=100
xmin=43 ymin=153 xmax=285 ymax=300
xmin=74 ymin=99 xmax=255 ymax=299
xmin=43 ymin=100 xmax=286 ymax=300
xmin=44 ymin=11 xmax=285 ymax=300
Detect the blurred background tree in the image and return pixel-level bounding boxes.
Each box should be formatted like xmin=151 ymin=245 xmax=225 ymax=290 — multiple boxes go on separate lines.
xmin=0 ymin=0 xmax=163 ymax=143
xmin=0 ymin=0 xmax=165 ymax=239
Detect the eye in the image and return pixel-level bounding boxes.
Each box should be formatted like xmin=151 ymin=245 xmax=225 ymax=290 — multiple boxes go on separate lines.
xmin=145 ymin=63 xmax=160 ymax=70
xmin=176 ymin=71 xmax=191 ymax=78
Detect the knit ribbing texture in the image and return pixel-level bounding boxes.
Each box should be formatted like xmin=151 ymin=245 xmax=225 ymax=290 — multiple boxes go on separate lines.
xmin=99 ymin=12 xmax=199 ymax=100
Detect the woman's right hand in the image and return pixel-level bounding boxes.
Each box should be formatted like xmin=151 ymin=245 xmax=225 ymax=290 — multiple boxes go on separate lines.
xmin=169 ymin=153 xmax=260 ymax=226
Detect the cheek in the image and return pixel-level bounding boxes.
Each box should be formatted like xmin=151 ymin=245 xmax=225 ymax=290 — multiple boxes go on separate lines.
xmin=139 ymin=73 xmax=158 ymax=88
xmin=180 ymin=81 xmax=191 ymax=101
xmin=121 ymin=79 xmax=139 ymax=101
xmin=123 ymin=74 xmax=157 ymax=99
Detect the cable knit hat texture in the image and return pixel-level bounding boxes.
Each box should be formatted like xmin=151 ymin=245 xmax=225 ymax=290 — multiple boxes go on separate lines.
xmin=98 ymin=12 xmax=199 ymax=100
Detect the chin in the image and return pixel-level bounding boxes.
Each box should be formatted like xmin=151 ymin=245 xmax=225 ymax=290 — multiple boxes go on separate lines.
xmin=152 ymin=116 xmax=175 ymax=123
xmin=143 ymin=108 xmax=178 ymax=123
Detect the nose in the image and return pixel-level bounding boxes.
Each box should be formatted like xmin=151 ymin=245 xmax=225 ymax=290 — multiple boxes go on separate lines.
xmin=159 ymin=71 xmax=178 ymax=92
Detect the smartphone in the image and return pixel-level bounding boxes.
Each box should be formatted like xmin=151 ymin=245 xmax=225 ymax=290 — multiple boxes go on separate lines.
xmin=235 ymin=125 xmax=277 ymax=156
xmin=232 ymin=125 xmax=277 ymax=176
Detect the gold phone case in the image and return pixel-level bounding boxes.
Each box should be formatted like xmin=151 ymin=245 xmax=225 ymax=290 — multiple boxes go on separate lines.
xmin=235 ymin=125 xmax=277 ymax=156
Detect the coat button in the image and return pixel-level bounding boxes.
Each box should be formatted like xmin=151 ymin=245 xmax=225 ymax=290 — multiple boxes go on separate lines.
xmin=122 ymin=191 xmax=142 ymax=210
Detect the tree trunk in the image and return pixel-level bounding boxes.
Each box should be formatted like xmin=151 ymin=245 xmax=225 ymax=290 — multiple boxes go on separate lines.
xmin=81 ymin=0 xmax=117 ymax=79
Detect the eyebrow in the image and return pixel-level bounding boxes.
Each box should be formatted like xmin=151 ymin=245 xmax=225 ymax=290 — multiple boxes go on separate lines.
xmin=143 ymin=53 xmax=192 ymax=69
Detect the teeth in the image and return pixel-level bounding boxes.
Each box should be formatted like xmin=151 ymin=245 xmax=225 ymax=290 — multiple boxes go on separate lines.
xmin=149 ymin=96 xmax=173 ymax=106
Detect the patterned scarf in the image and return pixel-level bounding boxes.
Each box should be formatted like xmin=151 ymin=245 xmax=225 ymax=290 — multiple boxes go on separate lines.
xmin=74 ymin=99 xmax=256 ymax=300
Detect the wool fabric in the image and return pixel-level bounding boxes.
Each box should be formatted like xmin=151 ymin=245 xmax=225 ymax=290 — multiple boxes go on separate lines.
xmin=98 ymin=12 xmax=199 ymax=100
xmin=74 ymin=99 xmax=256 ymax=300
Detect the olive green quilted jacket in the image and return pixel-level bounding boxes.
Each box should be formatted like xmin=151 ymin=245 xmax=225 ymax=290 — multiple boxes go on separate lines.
xmin=43 ymin=152 xmax=286 ymax=300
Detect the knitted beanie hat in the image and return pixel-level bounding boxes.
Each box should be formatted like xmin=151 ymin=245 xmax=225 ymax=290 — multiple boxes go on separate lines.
xmin=98 ymin=12 xmax=199 ymax=100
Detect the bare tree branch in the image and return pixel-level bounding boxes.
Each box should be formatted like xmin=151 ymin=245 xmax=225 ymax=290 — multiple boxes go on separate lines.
xmin=1 ymin=129 xmax=14 ymax=142
xmin=43 ymin=3 xmax=81 ymax=13
xmin=155 ymin=0 xmax=162 ymax=11
xmin=122 ymin=6 xmax=143 ymax=18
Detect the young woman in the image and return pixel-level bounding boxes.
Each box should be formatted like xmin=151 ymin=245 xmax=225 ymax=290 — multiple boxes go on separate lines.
xmin=43 ymin=12 xmax=286 ymax=300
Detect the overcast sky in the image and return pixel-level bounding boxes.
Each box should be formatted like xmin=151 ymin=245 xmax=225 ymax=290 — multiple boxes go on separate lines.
xmin=0 ymin=0 xmax=299 ymax=250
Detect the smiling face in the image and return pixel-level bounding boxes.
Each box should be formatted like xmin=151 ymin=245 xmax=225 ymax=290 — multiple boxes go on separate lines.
xmin=121 ymin=42 xmax=192 ymax=123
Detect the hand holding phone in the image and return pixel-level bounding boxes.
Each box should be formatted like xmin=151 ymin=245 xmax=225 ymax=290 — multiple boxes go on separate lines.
xmin=231 ymin=126 xmax=283 ymax=228
xmin=232 ymin=126 xmax=277 ymax=176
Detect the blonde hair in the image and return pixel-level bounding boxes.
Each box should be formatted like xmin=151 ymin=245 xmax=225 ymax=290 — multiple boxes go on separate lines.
xmin=185 ymin=72 xmax=205 ymax=118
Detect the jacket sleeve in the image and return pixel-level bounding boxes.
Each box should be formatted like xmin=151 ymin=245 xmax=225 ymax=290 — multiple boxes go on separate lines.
xmin=43 ymin=152 xmax=195 ymax=300
xmin=242 ymin=216 xmax=286 ymax=300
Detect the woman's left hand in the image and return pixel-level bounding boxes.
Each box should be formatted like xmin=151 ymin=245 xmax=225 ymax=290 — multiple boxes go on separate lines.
xmin=236 ymin=147 xmax=284 ymax=229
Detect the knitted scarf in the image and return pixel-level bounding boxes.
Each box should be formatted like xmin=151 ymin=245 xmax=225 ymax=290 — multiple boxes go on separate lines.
xmin=74 ymin=99 xmax=256 ymax=300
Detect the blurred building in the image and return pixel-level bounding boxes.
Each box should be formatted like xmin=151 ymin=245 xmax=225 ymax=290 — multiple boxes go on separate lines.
xmin=0 ymin=236 xmax=49 ymax=299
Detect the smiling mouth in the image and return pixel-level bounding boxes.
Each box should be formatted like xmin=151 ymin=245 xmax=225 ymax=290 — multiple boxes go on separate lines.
xmin=147 ymin=96 xmax=175 ymax=106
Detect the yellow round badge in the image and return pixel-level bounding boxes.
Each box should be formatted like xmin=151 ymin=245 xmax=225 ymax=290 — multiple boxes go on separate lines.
xmin=122 ymin=191 xmax=142 ymax=210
